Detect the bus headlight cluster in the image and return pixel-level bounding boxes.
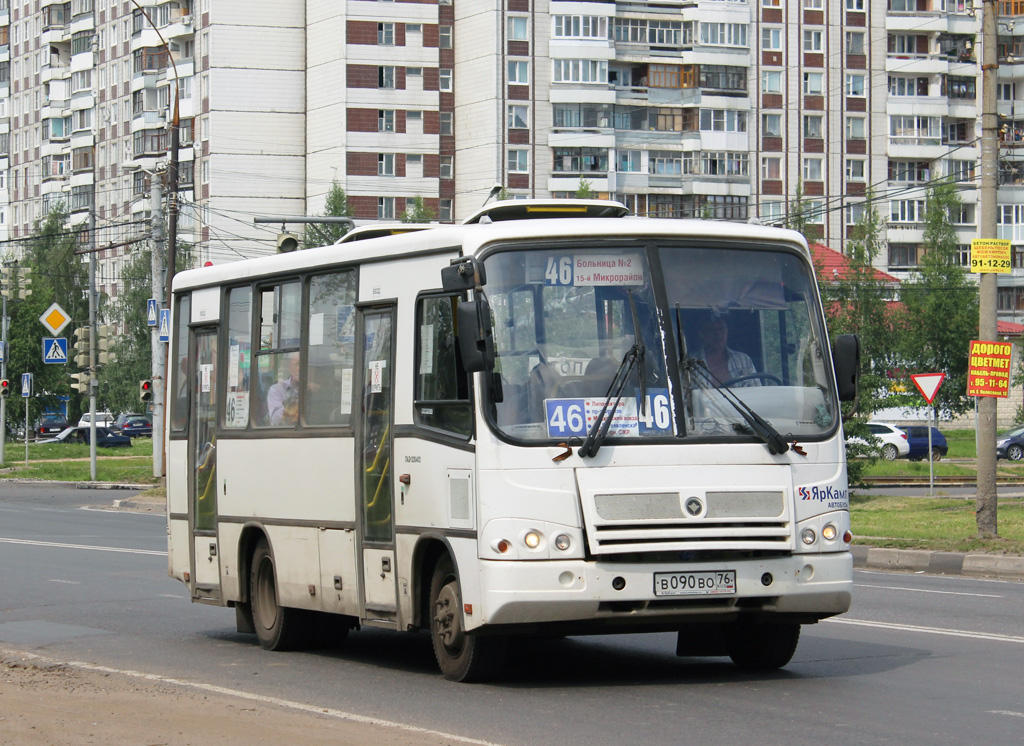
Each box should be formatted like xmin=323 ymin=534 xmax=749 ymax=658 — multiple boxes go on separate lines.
xmin=491 ymin=530 xmax=573 ymax=555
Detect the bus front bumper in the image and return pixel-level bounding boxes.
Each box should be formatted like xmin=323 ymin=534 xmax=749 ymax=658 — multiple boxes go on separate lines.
xmin=472 ymin=552 xmax=852 ymax=630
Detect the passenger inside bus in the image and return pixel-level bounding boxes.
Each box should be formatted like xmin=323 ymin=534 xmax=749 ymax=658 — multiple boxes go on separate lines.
xmin=266 ymin=353 xmax=303 ymax=426
xmin=691 ymin=312 xmax=761 ymax=387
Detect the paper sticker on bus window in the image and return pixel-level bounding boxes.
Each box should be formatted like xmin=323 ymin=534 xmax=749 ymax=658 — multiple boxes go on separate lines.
xmin=340 ymin=368 xmax=352 ymax=414
xmin=310 ymin=312 xmax=325 ymax=346
xmin=574 ymin=254 xmax=644 ymax=286
xmin=419 ymin=324 xmax=434 ymax=375
xmin=370 ymin=360 xmax=386 ymax=394
xmin=200 ymin=364 xmax=213 ymax=393
xmin=228 ymin=345 xmax=240 ymax=388
xmin=227 ymin=392 xmax=249 ymax=428
xmin=545 ymin=397 xmax=639 ymax=439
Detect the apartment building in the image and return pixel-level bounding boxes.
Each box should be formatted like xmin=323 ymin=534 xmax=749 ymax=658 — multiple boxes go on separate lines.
xmin=2 ymin=0 xmax=1024 ymax=324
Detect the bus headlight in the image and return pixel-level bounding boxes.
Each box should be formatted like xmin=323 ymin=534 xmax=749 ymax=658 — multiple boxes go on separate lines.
xmin=554 ymin=534 xmax=571 ymax=551
xmin=801 ymin=528 xmax=817 ymax=545
xmin=524 ymin=531 xmax=541 ymax=549
xmin=821 ymin=523 xmax=838 ymax=541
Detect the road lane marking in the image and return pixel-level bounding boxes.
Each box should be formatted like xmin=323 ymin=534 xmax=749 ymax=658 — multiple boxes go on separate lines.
xmin=47 ymin=579 xmax=80 ymax=584
xmin=825 ymin=617 xmax=1024 ymax=644
xmin=856 ymin=583 xmax=1002 ymax=598
xmin=989 ymin=710 xmax=1024 ymax=719
xmin=1 ymin=648 xmax=508 ymax=746
xmin=0 ymin=537 xmax=165 ymax=556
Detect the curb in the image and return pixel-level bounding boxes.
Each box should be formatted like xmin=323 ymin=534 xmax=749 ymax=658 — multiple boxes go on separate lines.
xmin=853 ymin=545 xmax=1024 ymax=582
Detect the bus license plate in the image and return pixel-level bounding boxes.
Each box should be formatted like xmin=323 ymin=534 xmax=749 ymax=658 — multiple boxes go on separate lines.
xmin=653 ymin=570 xmax=736 ymax=597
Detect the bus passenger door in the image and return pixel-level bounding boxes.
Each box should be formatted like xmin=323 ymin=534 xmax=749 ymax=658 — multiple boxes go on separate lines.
xmin=358 ymin=306 xmax=398 ymax=622
xmin=190 ymin=328 xmax=220 ymax=600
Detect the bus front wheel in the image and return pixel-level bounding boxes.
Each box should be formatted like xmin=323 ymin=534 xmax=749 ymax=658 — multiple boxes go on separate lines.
xmin=725 ymin=621 xmax=800 ymax=670
xmin=429 ymin=556 xmax=507 ymax=682
xmin=250 ymin=538 xmax=304 ymax=651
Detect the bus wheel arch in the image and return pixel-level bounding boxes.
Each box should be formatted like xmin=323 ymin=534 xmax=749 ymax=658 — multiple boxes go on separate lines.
xmin=428 ymin=552 xmax=507 ymax=682
xmin=249 ymin=535 xmax=304 ymax=651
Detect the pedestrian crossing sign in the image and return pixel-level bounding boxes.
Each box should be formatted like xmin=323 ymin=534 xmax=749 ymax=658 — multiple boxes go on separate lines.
xmin=43 ymin=337 xmax=68 ymax=364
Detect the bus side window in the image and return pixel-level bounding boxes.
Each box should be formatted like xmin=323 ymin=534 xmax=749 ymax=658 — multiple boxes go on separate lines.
xmin=223 ymin=286 xmax=252 ymax=429
xmin=415 ymin=294 xmax=472 ymax=437
xmin=253 ymin=282 xmax=301 ymax=428
xmin=304 ymin=270 xmax=357 ymax=427
xmin=170 ymin=293 xmax=191 ymax=433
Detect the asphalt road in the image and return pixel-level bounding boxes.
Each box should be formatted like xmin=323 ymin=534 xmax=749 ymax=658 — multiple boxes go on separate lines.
xmin=2 ymin=482 xmax=1023 ymax=746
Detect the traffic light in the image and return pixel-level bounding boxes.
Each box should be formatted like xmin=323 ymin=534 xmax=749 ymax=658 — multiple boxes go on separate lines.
xmin=0 ymin=379 xmax=8 ymax=398
xmin=97 ymin=325 xmax=116 ymax=366
xmin=73 ymin=326 xmax=90 ymax=367
xmin=277 ymin=231 xmax=299 ymax=253
xmin=1 ymin=265 xmax=31 ymax=299
xmin=71 ymin=373 xmax=90 ymax=394
xmin=140 ymin=379 xmax=153 ymax=402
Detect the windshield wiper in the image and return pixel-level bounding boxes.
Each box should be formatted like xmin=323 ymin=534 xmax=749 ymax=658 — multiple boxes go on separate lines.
xmin=674 ymin=305 xmax=695 ymax=433
xmin=578 ymin=291 xmax=646 ymax=459
xmin=688 ymin=360 xmax=791 ymax=455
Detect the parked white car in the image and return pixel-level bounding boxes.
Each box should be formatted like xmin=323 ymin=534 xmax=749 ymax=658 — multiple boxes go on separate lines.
xmin=847 ymin=421 xmax=910 ymax=461
xmin=77 ymin=411 xmax=114 ymax=428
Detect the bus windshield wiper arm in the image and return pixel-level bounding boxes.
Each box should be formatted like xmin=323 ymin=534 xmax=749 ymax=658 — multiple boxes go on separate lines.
xmin=689 ymin=360 xmax=790 ymax=455
xmin=578 ymin=291 xmax=646 ymax=459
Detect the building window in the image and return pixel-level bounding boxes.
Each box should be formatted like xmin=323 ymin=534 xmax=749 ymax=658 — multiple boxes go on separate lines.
xmin=803 ymin=115 xmax=823 ymax=138
xmin=803 ymin=30 xmax=823 ymax=52
xmin=762 ymin=70 xmax=782 ymax=94
xmin=804 ymin=72 xmax=823 ymax=95
xmin=379 ymin=66 xmax=395 ymax=89
xmin=846 ymin=31 xmax=865 ymax=55
xmin=439 ymin=25 xmax=452 ymax=49
xmin=947 ymin=159 xmax=976 ymax=182
xmin=762 ymin=0 xmax=782 ymax=6
xmin=803 ymin=157 xmax=823 ymax=181
xmin=761 ymin=156 xmax=782 ymax=179
xmin=379 ymin=110 xmax=395 ymax=132
xmin=617 ymin=150 xmax=642 ymax=172
xmin=889 ymin=160 xmax=930 ymax=183
xmin=998 ymin=82 xmax=1017 ymax=101
xmin=762 ymin=27 xmax=782 ymax=51
xmin=890 ymin=199 xmax=926 ymax=223
xmin=508 ymin=149 xmax=529 ymax=173
xmin=378 ymin=153 xmax=395 ymax=176
xmin=508 ymin=60 xmax=529 ymax=84
xmin=846 ymin=202 xmax=866 ymax=225
xmin=699 ymin=109 xmax=746 ymax=132
xmin=845 ymin=74 xmax=866 ymax=96
xmin=805 ymin=0 xmax=823 ymax=7
xmin=846 ymin=0 xmax=865 ymax=9
xmin=846 ymin=158 xmax=866 ymax=181
xmin=761 ymin=201 xmax=785 ymax=224
xmin=554 ymin=15 xmax=607 ymax=40
xmin=889 ymin=75 xmax=928 ymax=96
xmin=378 ymin=23 xmax=394 ymax=45
xmin=379 ymin=197 xmax=396 ymax=219
xmin=439 ymin=199 xmax=453 ymax=222
xmin=440 ymin=112 xmax=453 ymax=136
xmin=440 ymin=68 xmax=452 ymax=91
xmin=649 ymin=151 xmax=683 ymax=175
xmin=552 ymin=59 xmax=607 ymax=84
xmin=508 ymin=16 xmax=529 ymax=40
xmin=508 ymin=104 xmax=528 ymax=128
xmin=846 ymin=116 xmax=865 ymax=139
xmin=440 ymin=156 xmax=453 ymax=179
xmin=553 ymin=147 xmax=608 ymax=173
xmin=762 ymin=113 xmax=782 ymax=137
xmin=888 ymin=244 xmax=918 ymax=268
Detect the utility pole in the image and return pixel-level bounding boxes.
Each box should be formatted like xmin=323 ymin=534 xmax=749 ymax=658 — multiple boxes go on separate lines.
xmin=88 ymin=210 xmax=97 ymax=482
xmin=0 ymin=294 xmax=7 ymax=467
xmin=151 ymin=176 xmax=166 ymax=478
xmin=977 ymin=0 xmax=999 ymax=536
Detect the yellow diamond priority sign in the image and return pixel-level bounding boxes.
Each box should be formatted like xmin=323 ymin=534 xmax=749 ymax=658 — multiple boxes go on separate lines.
xmin=39 ymin=302 xmax=71 ymax=335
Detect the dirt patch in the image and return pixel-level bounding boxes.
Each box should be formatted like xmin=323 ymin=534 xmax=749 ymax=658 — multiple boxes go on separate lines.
xmin=0 ymin=654 xmax=469 ymax=746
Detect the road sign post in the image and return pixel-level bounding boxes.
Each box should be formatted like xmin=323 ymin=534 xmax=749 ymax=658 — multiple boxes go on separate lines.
xmin=21 ymin=372 xmax=31 ymax=467
xmin=910 ymin=373 xmax=946 ymax=496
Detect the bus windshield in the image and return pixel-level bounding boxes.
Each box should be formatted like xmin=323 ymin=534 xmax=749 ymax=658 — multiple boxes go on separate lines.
xmin=484 ymin=242 xmax=838 ymax=444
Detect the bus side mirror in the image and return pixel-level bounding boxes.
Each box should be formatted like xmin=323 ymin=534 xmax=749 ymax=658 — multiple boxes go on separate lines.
xmin=457 ymin=297 xmax=495 ymax=372
xmin=832 ymin=334 xmax=860 ymax=402
xmin=442 ymin=257 xmax=486 ymax=292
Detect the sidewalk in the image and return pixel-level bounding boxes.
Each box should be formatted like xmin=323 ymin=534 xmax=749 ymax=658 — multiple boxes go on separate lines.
xmin=852 ymin=544 xmax=1024 ymax=581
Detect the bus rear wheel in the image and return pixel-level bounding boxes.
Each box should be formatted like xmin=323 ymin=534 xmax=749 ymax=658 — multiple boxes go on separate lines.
xmin=429 ymin=556 xmax=507 ymax=682
xmin=725 ymin=621 xmax=801 ymax=671
xmin=250 ymin=538 xmax=304 ymax=651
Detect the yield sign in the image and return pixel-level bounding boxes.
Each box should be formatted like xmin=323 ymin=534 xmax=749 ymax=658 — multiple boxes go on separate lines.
xmin=911 ymin=373 xmax=945 ymax=404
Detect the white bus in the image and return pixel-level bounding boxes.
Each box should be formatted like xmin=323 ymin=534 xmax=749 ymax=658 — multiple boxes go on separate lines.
xmin=167 ymin=201 xmax=860 ymax=682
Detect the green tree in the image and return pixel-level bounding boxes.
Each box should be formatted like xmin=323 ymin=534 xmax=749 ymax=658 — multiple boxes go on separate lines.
xmin=302 ymin=181 xmax=353 ymax=248
xmin=899 ymin=179 xmax=978 ymax=417
xmin=5 ymin=203 xmax=92 ymax=431
xmin=785 ymin=181 xmax=820 ymax=243
xmin=98 ymin=247 xmax=153 ymax=415
xmin=574 ymin=178 xmax=596 ymax=198
xmin=818 ymin=191 xmax=901 ymax=483
xmin=401 ymin=196 xmax=436 ymax=223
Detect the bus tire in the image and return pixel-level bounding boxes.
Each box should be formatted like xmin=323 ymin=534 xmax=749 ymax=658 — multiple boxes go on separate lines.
xmin=429 ymin=556 xmax=507 ymax=682
xmin=726 ymin=622 xmax=800 ymax=671
xmin=250 ymin=538 xmax=304 ymax=651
